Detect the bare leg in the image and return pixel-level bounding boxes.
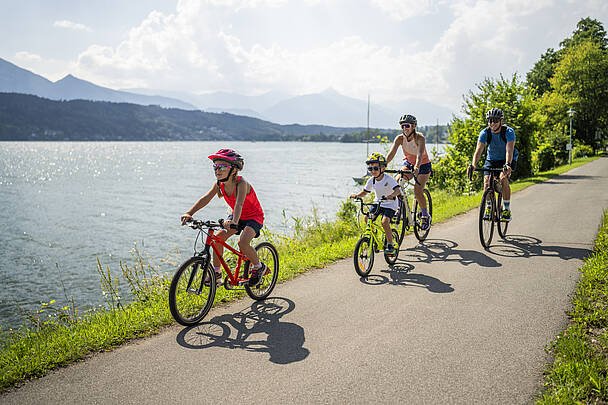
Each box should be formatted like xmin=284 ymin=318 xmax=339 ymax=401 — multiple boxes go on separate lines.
xmin=500 ymin=174 xmax=511 ymax=201
xmin=212 ymin=229 xmax=238 ymax=268
xmin=381 ymin=216 xmax=393 ymax=244
xmin=413 ymin=173 xmax=430 ymax=211
xmin=238 ymin=227 xmax=259 ymax=266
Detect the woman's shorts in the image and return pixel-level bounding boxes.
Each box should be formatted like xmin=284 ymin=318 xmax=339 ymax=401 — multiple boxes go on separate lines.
xmin=402 ymin=161 xmax=432 ymax=175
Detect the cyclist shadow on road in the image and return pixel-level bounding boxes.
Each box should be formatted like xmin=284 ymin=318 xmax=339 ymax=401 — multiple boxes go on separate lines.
xmin=489 ymin=234 xmax=592 ymax=261
xmin=175 ymin=297 xmax=310 ymax=365
xmin=361 ymin=263 xmax=454 ymax=293
xmin=397 ymin=238 xmax=501 ymax=268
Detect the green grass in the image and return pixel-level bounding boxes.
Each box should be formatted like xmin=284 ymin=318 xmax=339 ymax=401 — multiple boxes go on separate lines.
xmin=0 ymin=155 xmax=601 ymax=392
xmin=537 ymin=209 xmax=608 ymax=404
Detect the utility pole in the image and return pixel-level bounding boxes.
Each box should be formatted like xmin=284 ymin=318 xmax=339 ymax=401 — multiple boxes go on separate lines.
xmin=568 ymin=108 xmax=575 ymax=165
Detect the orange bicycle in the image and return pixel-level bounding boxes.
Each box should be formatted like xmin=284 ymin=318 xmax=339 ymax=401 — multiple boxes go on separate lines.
xmin=169 ymin=219 xmax=279 ymax=326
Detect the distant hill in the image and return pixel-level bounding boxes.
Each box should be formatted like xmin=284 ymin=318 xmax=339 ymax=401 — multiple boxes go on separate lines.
xmin=0 ymin=93 xmax=366 ymax=141
xmin=126 ymin=87 xmax=455 ymax=128
xmin=0 ymin=58 xmax=197 ymax=110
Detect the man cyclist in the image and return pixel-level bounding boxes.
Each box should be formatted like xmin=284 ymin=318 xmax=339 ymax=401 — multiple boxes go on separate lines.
xmin=468 ymin=108 xmax=518 ymax=221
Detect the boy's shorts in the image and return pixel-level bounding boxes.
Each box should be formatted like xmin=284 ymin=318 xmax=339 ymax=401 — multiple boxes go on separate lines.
xmin=370 ymin=204 xmax=396 ymax=220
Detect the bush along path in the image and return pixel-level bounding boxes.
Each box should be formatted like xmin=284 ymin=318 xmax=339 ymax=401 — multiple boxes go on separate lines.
xmin=0 ymin=156 xmax=600 ymax=392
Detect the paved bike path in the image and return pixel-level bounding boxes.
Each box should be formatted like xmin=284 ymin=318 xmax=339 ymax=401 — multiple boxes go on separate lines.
xmin=3 ymin=158 xmax=608 ymax=404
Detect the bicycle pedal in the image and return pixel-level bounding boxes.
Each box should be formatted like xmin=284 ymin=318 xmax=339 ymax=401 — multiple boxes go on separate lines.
xmin=238 ymin=280 xmax=249 ymax=286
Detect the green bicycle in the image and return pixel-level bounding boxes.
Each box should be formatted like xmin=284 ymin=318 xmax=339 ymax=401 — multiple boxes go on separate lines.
xmin=352 ymin=197 xmax=400 ymax=277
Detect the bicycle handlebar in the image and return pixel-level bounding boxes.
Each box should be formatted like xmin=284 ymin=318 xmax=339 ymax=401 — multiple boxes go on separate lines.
xmin=351 ymin=197 xmax=382 ymax=217
xmin=384 ymin=169 xmax=421 ymax=186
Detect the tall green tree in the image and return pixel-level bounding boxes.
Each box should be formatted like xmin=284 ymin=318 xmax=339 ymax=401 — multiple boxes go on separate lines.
xmin=526 ymin=17 xmax=607 ymax=96
xmin=432 ymin=74 xmax=539 ymax=193
xmin=549 ymin=39 xmax=608 ymax=151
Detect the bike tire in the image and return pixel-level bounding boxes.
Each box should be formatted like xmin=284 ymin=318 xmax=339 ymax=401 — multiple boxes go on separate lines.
xmin=479 ymin=189 xmax=495 ymax=249
xmin=395 ymin=196 xmax=407 ymax=245
xmin=245 ymin=242 xmax=280 ymax=300
xmin=169 ymin=256 xmax=216 ymax=326
xmin=496 ymin=193 xmax=509 ymax=239
xmin=413 ymin=189 xmax=433 ymax=241
xmin=354 ymin=236 xmax=375 ymax=277
xmin=384 ymin=229 xmax=400 ymax=265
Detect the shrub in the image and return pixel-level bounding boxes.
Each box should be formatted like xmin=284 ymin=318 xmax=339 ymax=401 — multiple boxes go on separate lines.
xmin=532 ymin=142 xmax=556 ymax=172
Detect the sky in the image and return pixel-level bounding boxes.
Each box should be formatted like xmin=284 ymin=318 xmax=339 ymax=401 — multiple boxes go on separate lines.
xmin=1 ymin=0 xmax=608 ymax=113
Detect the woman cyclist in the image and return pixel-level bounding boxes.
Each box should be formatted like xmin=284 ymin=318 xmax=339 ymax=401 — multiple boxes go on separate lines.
xmin=180 ymin=148 xmax=266 ymax=286
xmin=386 ymin=114 xmax=432 ymax=230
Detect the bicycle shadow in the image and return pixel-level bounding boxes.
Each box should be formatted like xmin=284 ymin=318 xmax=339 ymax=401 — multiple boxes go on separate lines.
xmin=396 ymin=239 xmax=502 ymax=268
xmin=175 ymin=297 xmax=310 ymax=364
xmin=488 ymin=234 xmax=592 ymax=261
xmin=361 ymin=264 xmax=454 ymax=293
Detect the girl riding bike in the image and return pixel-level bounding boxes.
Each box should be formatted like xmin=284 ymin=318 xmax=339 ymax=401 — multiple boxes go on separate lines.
xmin=180 ymin=148 xmax=266 ymax=286
xmin=386 ymin=114 xmax=432 ymax=230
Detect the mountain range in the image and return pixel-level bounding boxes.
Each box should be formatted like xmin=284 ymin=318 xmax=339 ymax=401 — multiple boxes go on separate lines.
xmin=0 ymin=57 xmax=454 ymax=128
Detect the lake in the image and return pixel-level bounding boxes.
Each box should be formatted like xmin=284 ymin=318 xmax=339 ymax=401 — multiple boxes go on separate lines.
xmin=0 ymin=141 xmax=448 ymax=328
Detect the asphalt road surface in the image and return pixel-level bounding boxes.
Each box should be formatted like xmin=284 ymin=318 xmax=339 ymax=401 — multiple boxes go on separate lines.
xmin=3 ymin=158 xmax=608 ymax=404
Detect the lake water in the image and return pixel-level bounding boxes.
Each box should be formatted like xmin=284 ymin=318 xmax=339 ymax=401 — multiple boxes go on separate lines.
xmin=0 ymin=141 xmax=447 ymax=328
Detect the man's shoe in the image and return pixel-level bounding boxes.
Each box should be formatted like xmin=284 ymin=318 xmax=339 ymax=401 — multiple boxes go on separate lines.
xmin=483 ymin=206 xmax=491 ymax=220
xmin=248 ymin=263 xmax=267 ymax=286
xmin=501 ymin=209 xmax=512 ymax=222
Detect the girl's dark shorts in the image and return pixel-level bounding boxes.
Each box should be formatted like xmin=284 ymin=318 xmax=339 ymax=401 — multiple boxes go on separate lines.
xmin=228 ymin=215 xmax=264 ymax=238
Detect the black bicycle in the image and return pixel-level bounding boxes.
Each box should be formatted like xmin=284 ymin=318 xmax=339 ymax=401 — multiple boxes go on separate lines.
xmin=470 ymin=167 xmax=509 ymax=248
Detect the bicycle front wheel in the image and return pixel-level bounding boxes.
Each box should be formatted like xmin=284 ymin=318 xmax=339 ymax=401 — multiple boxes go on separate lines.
xmin=169 ymin=257 xmax=216 ymax=326
xmin=479 ymin=189 xmax=495 ymax=249
xmin=496 ymin=193 xmax=509 ymax=239
xmin=413 ymin=189 xmax=433 ymax=241
xmin=354 ymin=236 xmax=375 ymax=277
xmin=384 ymin=229 xmax=400 ymax=265
xmin=245 ymin=242 xmax=279 ymax=301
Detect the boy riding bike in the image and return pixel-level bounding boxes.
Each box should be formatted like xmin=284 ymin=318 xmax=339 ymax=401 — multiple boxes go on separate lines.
xmin=467 ymin=108 xmax=518 ymax=222
xmin=350 ymin=153 xmax=401 ymax=255
xmin=386 ymin=114 xmax=433 ymax=230
xmin=180 ymin=148 xmax=267 ymax=286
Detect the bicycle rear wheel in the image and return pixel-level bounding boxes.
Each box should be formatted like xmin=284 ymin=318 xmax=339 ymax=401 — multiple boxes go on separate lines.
xmin=384 ymin=229 xmax=399 ymax=265
xmin=496 ymin=193 xmax=509 ymax=239
xmin=479 ymin=189 xmax=495 ymax=248
xmin=354 ymin=236 xmax=375 ymax=277
xmin=169 ymin=257 xmax=216 ymax=326
xmin=394 ymin=196 xmax=407 ymax=245
xmin=413 ymin=189 xmax=433 ymax=241
xmin=245 ymin=242 xmax=279 ymax=300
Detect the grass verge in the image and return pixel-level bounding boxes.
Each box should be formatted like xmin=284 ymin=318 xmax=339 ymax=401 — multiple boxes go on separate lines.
xmin=537 ymin=209 xmax=608 ymax=404
xmin=0 ymin=155 xmax=601 ymax=392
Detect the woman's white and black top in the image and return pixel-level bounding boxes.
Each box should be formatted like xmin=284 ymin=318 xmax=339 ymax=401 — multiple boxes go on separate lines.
xmin=364 ymin=174 xmax=400 ymax=211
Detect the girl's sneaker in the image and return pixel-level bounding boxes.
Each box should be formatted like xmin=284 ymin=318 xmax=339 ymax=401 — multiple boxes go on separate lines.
xmin=420 ymin=215 xmax=431 ymax=230
xmin=248 ymin=263 xmax=267 ymax=286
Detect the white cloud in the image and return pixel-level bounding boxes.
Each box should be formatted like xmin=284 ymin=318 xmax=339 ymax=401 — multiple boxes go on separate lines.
xmin=370 ymin=0 xmax=436 ymax=20
xmin=53 ymin=20 xmax=92 ymax=32
xmin=15 ymin=51 xmax=41 ymax=62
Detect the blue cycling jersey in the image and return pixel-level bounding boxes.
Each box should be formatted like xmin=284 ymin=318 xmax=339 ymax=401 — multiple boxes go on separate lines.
xmin=478 ymin=126 xmax=517 ymax=161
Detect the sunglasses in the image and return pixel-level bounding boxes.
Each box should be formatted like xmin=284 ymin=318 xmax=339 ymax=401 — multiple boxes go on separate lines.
xmin=488 ymin=118 xmax=501 ymax=124
xmin=401 ymin=123 xmax=412 ymax=129
xmin=367 ymin=166 xmax=381 ymax=171
xmin=213 ymin=164 xmax=231 ymax=171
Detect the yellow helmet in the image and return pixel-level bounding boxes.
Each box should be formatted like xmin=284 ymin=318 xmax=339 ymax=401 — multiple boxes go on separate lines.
xmin=366 ymin=152 xmax=387 ymax=166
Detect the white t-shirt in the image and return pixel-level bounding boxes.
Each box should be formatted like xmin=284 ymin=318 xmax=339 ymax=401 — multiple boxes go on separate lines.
xmin=364 ymin=174 xmax=400 ymax=211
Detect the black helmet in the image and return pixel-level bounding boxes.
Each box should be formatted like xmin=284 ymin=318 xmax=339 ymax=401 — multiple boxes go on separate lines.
xmin=486 ymin=108 xmax=503 ymax=120
xmin=399 ymin=114 xmax=417 ymax=125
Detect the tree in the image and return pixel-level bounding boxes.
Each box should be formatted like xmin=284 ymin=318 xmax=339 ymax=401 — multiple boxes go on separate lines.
xmin=560 ymin=17 xmax=608 ymax=50
xmin=432 ymin=74 xmax=539 ymax=193
xmin=549 ymin=39 xmax=608 ymax=151
xmin=527 ymin=48 xmax=559 ymax=96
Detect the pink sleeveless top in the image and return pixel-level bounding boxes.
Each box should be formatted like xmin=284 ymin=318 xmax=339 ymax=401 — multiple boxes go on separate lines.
xmin=220 ymin=176 xmax=264 ymax=224
xmin=401 ymin=135 xmax=431 ymax=166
